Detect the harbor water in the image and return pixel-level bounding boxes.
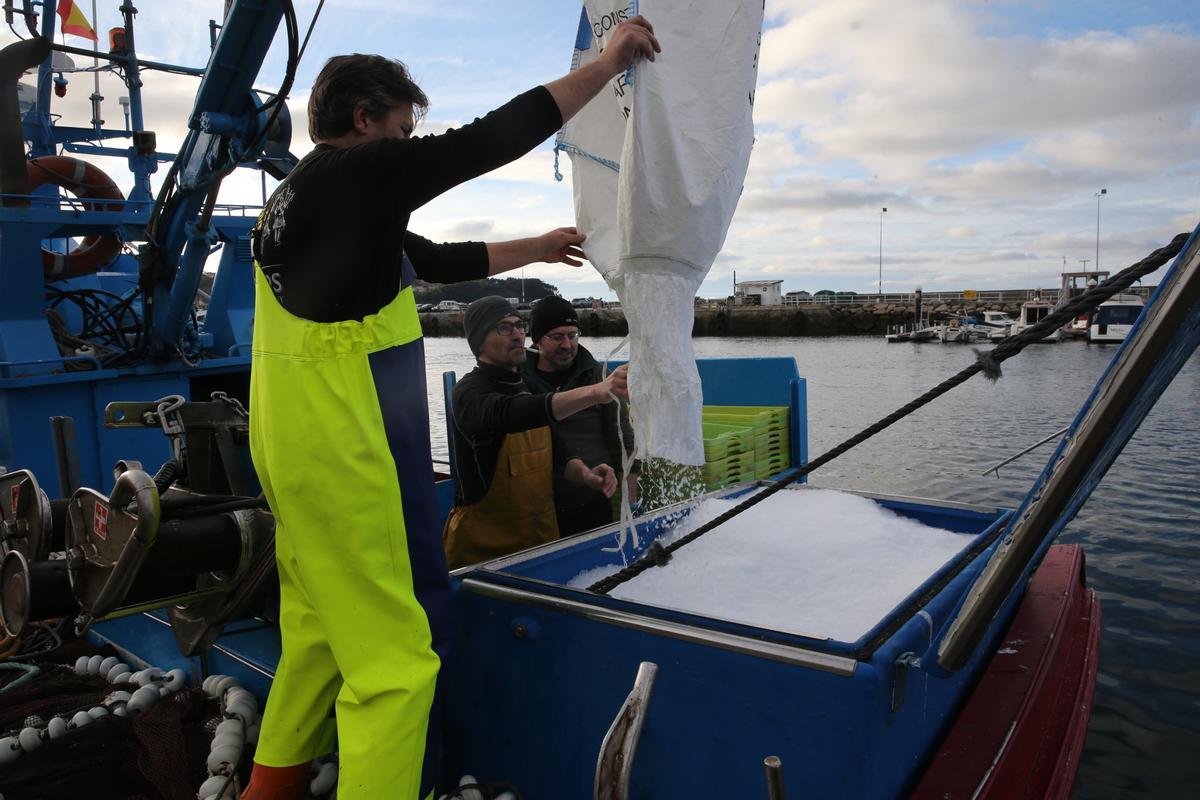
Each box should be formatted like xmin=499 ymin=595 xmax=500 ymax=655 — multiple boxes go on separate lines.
xmin=423 ymin=334 xmax=1199 ymax=800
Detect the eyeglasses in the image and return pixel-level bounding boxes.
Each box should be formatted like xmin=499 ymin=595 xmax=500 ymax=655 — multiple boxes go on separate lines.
xmin=493 ymin=319 xmax=527 ymax=336
xmin=543 ymin=331 xmax=580 ymax=344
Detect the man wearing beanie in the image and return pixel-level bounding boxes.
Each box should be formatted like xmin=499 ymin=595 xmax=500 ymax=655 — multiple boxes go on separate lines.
xmin=521 ymin=296 xmax=637 ymax=535
xmin=444 ymin=297 xmax=629 ymax=568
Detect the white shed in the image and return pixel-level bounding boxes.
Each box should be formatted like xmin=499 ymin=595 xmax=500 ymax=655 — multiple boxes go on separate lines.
xmin=735 ymin=280 xmax=784 ymax=306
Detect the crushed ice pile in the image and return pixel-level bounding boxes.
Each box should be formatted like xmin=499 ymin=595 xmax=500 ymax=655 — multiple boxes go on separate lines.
xmin=570 ymin=488 xmax=974 ymax=642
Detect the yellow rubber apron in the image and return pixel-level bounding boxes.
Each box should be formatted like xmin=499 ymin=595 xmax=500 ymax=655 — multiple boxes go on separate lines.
xmin=443 ymin=426 xmax=559 ymax=570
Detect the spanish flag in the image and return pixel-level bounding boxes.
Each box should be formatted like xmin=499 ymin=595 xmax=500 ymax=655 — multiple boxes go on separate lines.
xmin=57 ymin=0 xmax=98 ymax=41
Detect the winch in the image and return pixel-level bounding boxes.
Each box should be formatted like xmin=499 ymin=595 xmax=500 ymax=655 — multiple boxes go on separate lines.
xmin=0 ymin=396 xmax=275 ymax=654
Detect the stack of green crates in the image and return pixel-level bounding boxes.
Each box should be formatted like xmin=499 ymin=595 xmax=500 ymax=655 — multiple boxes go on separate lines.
xmin=700 ymin=405 xmax=791 ymax=489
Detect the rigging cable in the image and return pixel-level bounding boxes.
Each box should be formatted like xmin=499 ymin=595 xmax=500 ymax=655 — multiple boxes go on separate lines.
xmin=297 ymin=0 xmax=326 ymax=67
xmin=587 ymin=232 xmax=1191 ymax=594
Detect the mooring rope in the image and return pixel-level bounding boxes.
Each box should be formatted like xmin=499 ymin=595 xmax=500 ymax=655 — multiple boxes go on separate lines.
xmin=587 ymin=232 xmax=1190 ymax=595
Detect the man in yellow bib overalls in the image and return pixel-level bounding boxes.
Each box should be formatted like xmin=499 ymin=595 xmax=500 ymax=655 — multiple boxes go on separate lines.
xmin=245 ymin=17 xmax=662 ymax=800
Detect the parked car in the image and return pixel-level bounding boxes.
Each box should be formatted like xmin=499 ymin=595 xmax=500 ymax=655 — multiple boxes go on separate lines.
xmin=433 ymin=300 xmax=464 ymax=312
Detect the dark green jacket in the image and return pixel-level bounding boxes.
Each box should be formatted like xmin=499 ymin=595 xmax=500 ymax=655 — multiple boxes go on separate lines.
xmin=520 ymin=344 xmax=635 ymax=532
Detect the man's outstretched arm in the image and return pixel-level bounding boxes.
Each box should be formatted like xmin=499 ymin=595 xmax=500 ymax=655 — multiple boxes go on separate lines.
xmin=485 ymin=227 xmax=586 ymax=275
xmin=543 ymin=15 xmax=661 ymax=122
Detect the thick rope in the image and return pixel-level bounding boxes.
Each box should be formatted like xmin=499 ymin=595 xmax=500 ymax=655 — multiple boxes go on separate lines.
xmin=588 ymin=233 xmax=1189 ymax=594
xmin=600 ymin=335 xmax=640 ymax=555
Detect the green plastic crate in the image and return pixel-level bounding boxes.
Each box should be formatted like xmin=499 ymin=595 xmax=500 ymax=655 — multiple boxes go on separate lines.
xmin=705 ymin=470 xmax=756 ymax=491
xmin=754 ymin=429 xmax=788 ymax=453
xmin=703 ymin=406 xmax=789 ymax=438
xmin=702 ymin=451 xmax=756 ymax=485
xmin=704 ymin=405 xmax=788 ymax=427
xmin=703 ymin=421 xmax=754 ymax=460
xmin=754 ymin=452 xmax=791 ymax=479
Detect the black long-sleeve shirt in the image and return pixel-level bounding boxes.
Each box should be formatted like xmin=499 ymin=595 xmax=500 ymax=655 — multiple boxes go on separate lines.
xmin=450 ymin=363 xmax=555 ymax=506
xmin=255 ymin=87 xmax=563 ymax=322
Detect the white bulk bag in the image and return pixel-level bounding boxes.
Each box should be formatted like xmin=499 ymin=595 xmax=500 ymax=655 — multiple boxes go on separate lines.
xmin=557 ymin=0 xmax=763 ymax=465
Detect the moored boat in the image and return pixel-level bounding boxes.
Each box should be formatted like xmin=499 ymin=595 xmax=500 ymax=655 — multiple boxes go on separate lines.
xmin=1057 ymin=270 xmax=1110 ymax=339
xmin=939 ymin=316 xmax=994 ymax=343
xmin=886 ymin=325 xmax=940 ymax=343
xmin=1013 ymin=298 xmax=1062 ymax=342
xmin=1088 ymin=293 xmax=1145 ymax=344
xmin=0 ymin=356 xmax=1106 ymax=800
xmin=975 ymin=310 xmax=1017 ymax=341
xmin=4 ymin=212 xmax=1198 ymax=800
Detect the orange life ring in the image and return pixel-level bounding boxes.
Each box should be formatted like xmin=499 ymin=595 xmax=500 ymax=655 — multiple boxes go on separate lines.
xmin=26 ymin=155 xmax=125 ymax=279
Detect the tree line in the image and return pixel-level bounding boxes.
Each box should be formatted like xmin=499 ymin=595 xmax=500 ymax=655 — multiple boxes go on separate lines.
xmin=413 ymin=276 xmax=559 ymax=304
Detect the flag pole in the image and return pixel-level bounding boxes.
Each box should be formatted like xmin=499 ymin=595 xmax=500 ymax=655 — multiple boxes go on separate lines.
xmin=90 ymin=0 xmax=101 ymax=131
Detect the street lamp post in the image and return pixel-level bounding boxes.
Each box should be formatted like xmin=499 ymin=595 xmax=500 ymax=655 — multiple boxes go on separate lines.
xmin=878 ymin=207 xmax=887 ymax=297
xmin=1094 ymin=188 xmax=1106 ymax=273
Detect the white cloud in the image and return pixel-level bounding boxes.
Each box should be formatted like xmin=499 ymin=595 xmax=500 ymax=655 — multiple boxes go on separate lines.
xmin=716 ymin=0 xmax=1200 ymax=293
xmin=4 ymin=0 xmax=1196 ymax=299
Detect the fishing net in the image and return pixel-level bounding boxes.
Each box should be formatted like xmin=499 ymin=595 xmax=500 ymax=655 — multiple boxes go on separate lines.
xmin=0 ymin=661 xmax=231 ymax=800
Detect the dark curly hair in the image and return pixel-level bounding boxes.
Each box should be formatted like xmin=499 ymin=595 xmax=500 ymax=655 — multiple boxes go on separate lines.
xmin=307 ymin=54 xmax=429 ymax=141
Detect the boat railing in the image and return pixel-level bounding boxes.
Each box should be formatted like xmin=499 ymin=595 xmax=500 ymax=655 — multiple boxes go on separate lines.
xmin=212 ymin=202 xmax=267 ymax=216
xmin=780 ymin=286 xmax=1157 ymax=307
xmin=0 ymin=194 xmax=263 ymax=217
xmin=0 ymin=192 xmax=153 ymax=214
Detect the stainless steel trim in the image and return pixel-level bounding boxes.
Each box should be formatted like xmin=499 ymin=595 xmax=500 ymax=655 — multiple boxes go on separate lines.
xmin=207 ymin=642 xmax=276 ymax=680
xmin=134 ymin=611 xmax=274 ymax=680
xmin=595 ymin=661 xmax=658 ymax=800
xmin=460 ymin=578 xmax=858 ymax=676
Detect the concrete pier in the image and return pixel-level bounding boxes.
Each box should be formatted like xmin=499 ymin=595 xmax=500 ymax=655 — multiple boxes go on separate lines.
xmin=420 ymin=301 xmax=1030 ymax=338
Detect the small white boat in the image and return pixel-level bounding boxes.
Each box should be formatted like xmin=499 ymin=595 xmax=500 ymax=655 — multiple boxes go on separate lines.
xmin=938 ymin=318 xmax=992 ymax=343
xmin=885 ymin=326 xmax=940 ymax=343
xmin=1089 ymin=294 xmax=1145 ymax=344
xmin=975 ymin=310 xmax=1017 ymax=341
xmin=1013 ymin=299 xmax=1062 ymax=342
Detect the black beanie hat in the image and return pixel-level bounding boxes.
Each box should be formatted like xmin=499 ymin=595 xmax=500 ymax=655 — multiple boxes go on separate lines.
xmin=530 ymin=296 xmax=580 ymax=342
xmin=464 ymin=296 xmax=519 ymax=356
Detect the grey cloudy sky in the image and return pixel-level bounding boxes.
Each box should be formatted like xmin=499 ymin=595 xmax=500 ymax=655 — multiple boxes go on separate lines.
xmin=10 ymin=1 xmax=1199 ymax=298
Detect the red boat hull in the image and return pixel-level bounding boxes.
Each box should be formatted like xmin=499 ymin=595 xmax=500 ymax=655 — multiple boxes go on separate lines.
xmin=913 ymin=544 xmax=1101 ymax=799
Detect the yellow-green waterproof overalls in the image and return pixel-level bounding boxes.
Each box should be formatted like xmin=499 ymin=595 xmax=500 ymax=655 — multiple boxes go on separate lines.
xmin=249 ymin=259 xmax=449 ymax=798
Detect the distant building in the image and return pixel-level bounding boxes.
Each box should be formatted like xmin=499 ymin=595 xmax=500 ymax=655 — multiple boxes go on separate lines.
xmin=735 ymin=280 xmax=784 ymax=306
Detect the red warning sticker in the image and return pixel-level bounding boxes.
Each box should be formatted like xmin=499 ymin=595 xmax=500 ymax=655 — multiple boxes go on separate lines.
xmin=9 ymin=484 xmax=18 ymax=517
xmin=94 ymin=503 xmax=109 ymax=541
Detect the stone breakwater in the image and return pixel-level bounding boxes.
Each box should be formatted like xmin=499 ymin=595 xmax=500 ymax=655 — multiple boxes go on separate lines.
xmin=420 ymin=302 xmax=1027 ymax=338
